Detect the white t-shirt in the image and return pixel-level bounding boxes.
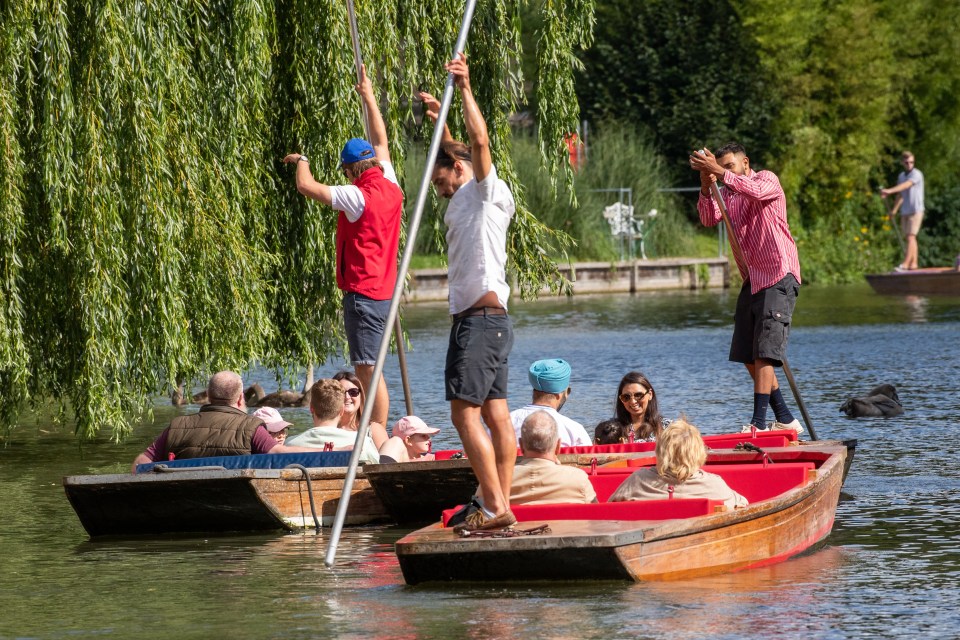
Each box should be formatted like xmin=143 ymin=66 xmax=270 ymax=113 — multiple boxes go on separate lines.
xmin=285 ymin=425 xmax=380 ymax=464
xmin=329 ymin=161 xmax=399 ymax=222
xmin=444 ymin=165 xmax=515 ymax=314
xmin=510 ymin=405 xmax=592 ymax=447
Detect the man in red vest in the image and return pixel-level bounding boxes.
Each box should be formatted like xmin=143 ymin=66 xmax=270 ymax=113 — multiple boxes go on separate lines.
xmin=283 ymin=65 xmax=403 ymax=426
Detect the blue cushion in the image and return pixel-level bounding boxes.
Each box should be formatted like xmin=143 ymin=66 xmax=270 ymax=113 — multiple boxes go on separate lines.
xmin=136 ymin=451 xmax=354 ymax=473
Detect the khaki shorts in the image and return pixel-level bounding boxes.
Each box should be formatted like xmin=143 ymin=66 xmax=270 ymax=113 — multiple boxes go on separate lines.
xmin=901 ymin=211 xmax=924 ymax=237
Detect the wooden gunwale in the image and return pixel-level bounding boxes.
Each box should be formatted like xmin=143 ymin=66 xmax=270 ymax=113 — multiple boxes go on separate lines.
xmin=394 ymin=444 xmax=845 ymax=583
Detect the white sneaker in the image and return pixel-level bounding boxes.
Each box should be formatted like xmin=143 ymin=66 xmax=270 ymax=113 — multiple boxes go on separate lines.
xmin=768 ymin=419 xmax=804 ymax=435
xmin=739 ymin=424 xmax=769 ymax=434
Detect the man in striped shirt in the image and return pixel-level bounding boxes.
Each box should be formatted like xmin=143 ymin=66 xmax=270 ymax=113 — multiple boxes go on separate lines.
xmin=690 ymin=143 xmax=803 ymax=433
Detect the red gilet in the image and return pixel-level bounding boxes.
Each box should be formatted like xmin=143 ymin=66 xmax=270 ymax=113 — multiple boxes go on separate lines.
xmin=335 ymin=167 xmax=403 ymax=300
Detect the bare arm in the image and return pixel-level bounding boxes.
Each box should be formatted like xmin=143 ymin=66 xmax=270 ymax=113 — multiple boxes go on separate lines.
xmin=130 ymin=453 xmax=152 ymax=474
xmin=418 ymin=91 xmax=454 ymax=143
xmin=880 ymin=180 xmax=914 ymax=198
xmin=356 ymin=64 xmax=390 ymax=162
xmin=446 ymin=53 xmax=492 ymax=182
xmin=282 ymin=154 xmax=333 ymax=205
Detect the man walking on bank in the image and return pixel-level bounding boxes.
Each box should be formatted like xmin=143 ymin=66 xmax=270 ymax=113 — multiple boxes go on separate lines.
xmin=690 ymin=143 xmax=804 ymax=434
xmin=283 ymin=64 xmax=402 ymax=427
xmin=421 ymin=53 xmax=517 ymax=532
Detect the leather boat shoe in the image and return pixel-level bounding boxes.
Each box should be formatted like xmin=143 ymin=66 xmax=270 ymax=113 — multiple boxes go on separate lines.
xmin=452 ymin=509 xmax=517 ymax=533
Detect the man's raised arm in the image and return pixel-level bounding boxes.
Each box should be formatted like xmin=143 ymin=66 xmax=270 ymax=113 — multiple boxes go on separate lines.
xmin=446 ymin=53 xmax=491 ymax=182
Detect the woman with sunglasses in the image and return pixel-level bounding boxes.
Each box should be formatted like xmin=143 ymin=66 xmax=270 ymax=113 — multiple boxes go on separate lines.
xmin=333 ymin=370 xmax=389 ymax=449
xmin=614 ymin=371 xmax=666 ymax=442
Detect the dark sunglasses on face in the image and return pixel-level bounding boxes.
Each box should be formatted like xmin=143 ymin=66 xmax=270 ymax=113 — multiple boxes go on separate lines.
xmin=344 ymin=387 xmax=361 ymax=398
xmin=619 ymin=390 xmax=650 ymax=403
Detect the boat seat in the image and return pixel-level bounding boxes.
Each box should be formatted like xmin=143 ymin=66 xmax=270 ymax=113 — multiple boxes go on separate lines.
xmin=586 ymin=462 xmax=816 ymax=503
xmin=708 ymin=462 xmax=814 ymax=502
xmin=135 ymin=451 xmax=354 ymax=473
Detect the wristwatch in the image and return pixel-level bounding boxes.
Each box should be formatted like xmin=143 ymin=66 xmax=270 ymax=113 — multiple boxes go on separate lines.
xmin=297 ymin=155 xmax=309 ymax=163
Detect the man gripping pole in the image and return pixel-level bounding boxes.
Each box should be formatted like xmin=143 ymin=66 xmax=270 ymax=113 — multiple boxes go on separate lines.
xmin=690 ymin=144 xmax=805 ymax=436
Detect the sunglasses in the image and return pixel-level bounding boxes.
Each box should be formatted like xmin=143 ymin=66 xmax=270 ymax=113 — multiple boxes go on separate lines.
xmin=619 ymin=390 xmax=650 ymax=403
xmin=344 ymin=387 xmax=361 ymax=398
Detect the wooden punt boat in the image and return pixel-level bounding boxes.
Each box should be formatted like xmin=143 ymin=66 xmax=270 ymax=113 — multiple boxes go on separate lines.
xmin=395 ymin=442 xmax=846 ymax=584
xmin=364 ymin=429 xmax=808 ymax=525
xmin=63 ymin=452 xmax=389 ymax=538
xmin=866 ymin=267 xmax=960 ymax=296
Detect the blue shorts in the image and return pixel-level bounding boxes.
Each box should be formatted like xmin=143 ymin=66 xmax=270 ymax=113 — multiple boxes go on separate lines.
xmin=729 ymin=274 xmax=799 ymax=366
xmin=343 ymin=292 xmax=390 ymax=366
xmin=444 ymin=313 xmax=514 ymax=405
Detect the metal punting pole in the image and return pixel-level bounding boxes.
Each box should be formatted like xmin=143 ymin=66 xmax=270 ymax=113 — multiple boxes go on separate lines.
xmin=708 ymin=181 xmax=818 ymax=440
xmin=345 ymin=0 xmax=415 ymax=416
xmin=325 ymin=0 xmax=479 ymax=568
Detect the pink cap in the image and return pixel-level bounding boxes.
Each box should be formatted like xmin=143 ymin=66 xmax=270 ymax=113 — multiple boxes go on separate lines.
xmin=253 ymin=406 xmax=293 ymax=433
xmin=392 ymin=416 xmax=440 ymax=439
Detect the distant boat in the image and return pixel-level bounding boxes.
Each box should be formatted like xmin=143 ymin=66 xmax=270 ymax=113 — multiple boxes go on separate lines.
xmin=395 ymin=442 xmax=847 ymax=584
xmin=866 ymin=267 xmax=960 ymax=296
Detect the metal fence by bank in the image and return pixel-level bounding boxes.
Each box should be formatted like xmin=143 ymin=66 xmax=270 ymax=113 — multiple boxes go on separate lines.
xmin=403 ymin=257 xmax=730 ymax=303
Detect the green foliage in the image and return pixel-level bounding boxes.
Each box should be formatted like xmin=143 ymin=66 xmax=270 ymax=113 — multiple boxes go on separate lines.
xmin=576 ymin=0 xmax=777 ymax=174
xmin=921 ymin=183 xmax=960 ymax=268
xmin=512 ymin=123 xmax=696 ymax=260
xmin=0 ymin=0 xmax=596 ymax=440
xmin=793 ymin=193 xmax=900 ymax=284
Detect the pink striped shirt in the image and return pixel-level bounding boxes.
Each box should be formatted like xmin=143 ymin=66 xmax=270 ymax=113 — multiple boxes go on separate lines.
xmin=698 ymin=169 xmax=801 ymax=294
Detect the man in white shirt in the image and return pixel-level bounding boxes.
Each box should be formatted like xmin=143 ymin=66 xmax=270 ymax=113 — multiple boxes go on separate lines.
xmin=420 ymin=53 xmax=516 ymax=532
xmin=511 ymin=359 xmax=591 ymax=447
xmin=282 ymin=64 xmax=402 ymax=426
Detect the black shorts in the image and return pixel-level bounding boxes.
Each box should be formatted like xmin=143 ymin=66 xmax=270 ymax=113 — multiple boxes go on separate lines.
xmin=729 ymin=274 xmax=799 ymax=366
xmin=444 ymin=313 xmax=514 ymax=405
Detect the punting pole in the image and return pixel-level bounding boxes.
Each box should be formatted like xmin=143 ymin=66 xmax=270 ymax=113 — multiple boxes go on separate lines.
xmin=708 ymin=182 xmax=819 ymax=441
xmin=882 ymin=196 xmax=906 ymax=254
xmin=325 ymin=0 xmax=478 ymax=567
xmin=345 ymin=0 xmax=415 ymax=416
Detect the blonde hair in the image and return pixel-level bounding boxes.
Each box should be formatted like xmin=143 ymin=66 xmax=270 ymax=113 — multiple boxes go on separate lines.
xmin=654 ymin=417 xmax=706 ymax=483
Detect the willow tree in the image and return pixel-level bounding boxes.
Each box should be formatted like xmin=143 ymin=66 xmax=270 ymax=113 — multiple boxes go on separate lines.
xmin=0 ymin=0 xmax=594 ymax=440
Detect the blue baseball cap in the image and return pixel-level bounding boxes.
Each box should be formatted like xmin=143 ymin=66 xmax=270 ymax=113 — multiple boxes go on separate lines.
xmin=528 ymin=359 xmax=572 ymax=394
xmin=340 ymin=138 xmax=375 ymax=165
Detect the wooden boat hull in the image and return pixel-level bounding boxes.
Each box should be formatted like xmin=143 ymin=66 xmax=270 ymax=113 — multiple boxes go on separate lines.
xmin=395 ymin=444 xmax=845 ymax=584
xmin=63 ymin=466 xmax=389 ymax=537
xmin=866 ymin=267 xmax=960 ymax=296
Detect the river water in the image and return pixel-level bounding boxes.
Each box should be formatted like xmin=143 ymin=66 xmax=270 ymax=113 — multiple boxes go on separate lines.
xmin=2 ymin=284 xmax=959 ymax=639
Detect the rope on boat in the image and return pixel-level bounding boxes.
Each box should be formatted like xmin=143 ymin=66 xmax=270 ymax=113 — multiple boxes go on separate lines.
xmin=457 ymin=524 xmax=552 ymax=539
xmin=285 ymin=464 xmax=321 ymax=533
xmin=734 ymin=442 xmax=773 ymax=465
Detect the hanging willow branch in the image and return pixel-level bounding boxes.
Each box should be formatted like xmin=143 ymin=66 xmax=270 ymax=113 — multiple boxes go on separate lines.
xmin=1 ymin=0 xmax=595 ymax=440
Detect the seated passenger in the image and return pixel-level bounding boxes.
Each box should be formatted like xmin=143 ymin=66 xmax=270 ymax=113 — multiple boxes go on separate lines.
xmin=609 ymin=418 xmax=747 ymax=509
xmin=510 ymin=410 xmax=597 ymax=505
xmin=131 ymin=371 xmax=327 ymax=473
xmin=594 ymin=418 xmax=628 ymax=445
xmin=378 ymin=416 xmax=440 ymax=463
xmin=510 ymin=358 xmax=592 ymax=446
xmin=613 ymin=371 xmax=667 ymax=442
xmin=285 ymin=379 xmax=380 ymax=464
xmin=253 ymin=406 xmax=292 ymax=445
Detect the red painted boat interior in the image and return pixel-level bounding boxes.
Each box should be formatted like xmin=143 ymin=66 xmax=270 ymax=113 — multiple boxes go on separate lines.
xmin=439 ymin=461 xmax=814 ymax=526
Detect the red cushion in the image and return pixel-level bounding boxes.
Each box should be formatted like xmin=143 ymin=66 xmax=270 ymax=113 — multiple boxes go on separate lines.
xmin=511 ymin=499 xmax=723 ymax=522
